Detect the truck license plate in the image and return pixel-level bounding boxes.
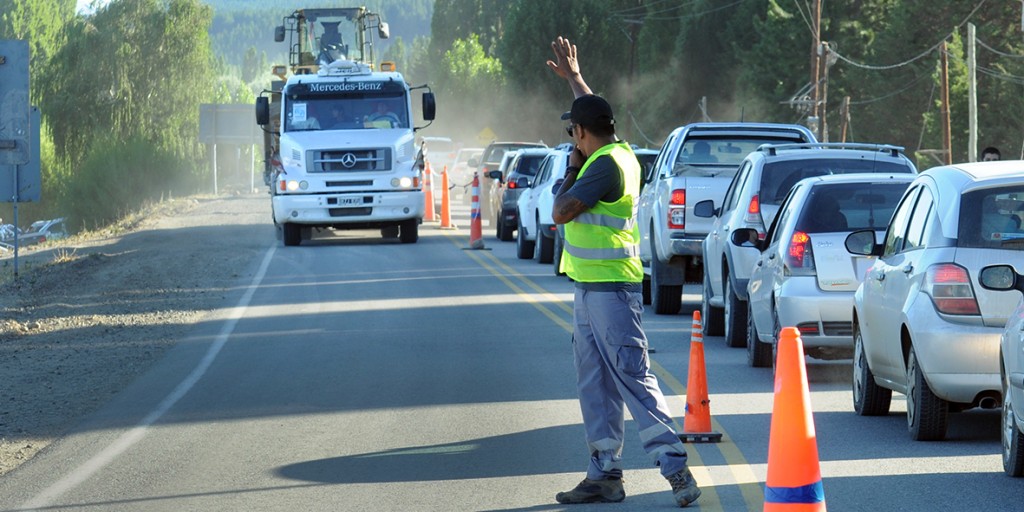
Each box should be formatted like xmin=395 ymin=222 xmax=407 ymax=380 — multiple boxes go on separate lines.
xmin=338 ymin=196 xmax=363 ymax=206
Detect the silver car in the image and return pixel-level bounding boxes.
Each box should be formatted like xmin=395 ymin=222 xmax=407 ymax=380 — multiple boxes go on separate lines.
xmin=740 ymin=173 xmax=914 ymax=368
xmin=847 ymin=161 xmax=1024 ymax=441
xmin=979 ymin=264 xmax=1024 ymax=476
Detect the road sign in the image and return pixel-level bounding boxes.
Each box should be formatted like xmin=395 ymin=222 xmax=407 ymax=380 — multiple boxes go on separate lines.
xmin=0 ymin=40 xmax=30 ymax=166
xmin=0 ymin=106 xmax=41 ymax=203
xmin=199 ymin=104 xmax=262 ymax=145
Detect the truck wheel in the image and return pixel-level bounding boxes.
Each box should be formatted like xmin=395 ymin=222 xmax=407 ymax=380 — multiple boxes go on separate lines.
xmin=651 ymin=236 xmax=682 ymax=315
xmin=907 ymin=346 xmax=948 ymax=441
xmin=381 ymin=226 xmax=399 ymax=239
xmin=747 ymin=301 xmax=771 ymax=368
xmin=516 ymin=220 xmax=535 ymax=259
xmin=724 ymin=275 xmax=748 ymax=348
xmin=399 ymin=219 xmax=418 ymax=244
xmin=701 ymin=270 xmax=724 ymax=336
xmin=282 ymin=223 xmax=301 ymax=246
xmin=535 ymin=218 xmax=554 ymax=263
xmin=552 ymin=229 xmax=565 ymax=276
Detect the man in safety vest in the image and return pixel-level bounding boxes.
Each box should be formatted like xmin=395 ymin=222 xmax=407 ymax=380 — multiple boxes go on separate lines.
xmin=546 ymin=36 xmax=701 ymax=508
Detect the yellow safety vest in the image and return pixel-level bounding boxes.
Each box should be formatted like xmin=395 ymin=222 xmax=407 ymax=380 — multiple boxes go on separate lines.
xmin=560 ymin=142 xmax=643 ymax=283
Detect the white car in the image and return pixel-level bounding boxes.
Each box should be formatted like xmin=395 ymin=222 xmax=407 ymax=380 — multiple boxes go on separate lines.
xmin=516 ymin=145 xmax=570 ymax=262
xmin=847 ymin=161 xmax=1024 ymax=441
xmin=978 ymin=264 xmax=1024 ymax=476
xmin=740 ymin=173 xmax=914 ymax=368
xmin=451 ymin=147 xmax=483 ymax=192
xmin=421 ymin=136 xmax=458 ymax=174
xmin=696 ymin=143 xmax=916 ymax=347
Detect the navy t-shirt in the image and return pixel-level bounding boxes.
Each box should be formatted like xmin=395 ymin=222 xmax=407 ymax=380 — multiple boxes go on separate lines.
xmin=564 ymin=154 xmax=641 ymax=291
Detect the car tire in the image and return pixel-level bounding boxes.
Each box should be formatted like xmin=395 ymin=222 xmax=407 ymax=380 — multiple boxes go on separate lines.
xmin=907 ymin=346 xmax=948 ymax=441
xmin=552 ymin=229 xmax=566 ymax=276
xmin=642 ymin=277 xmax=652 ymax=305
xmin=747 ymin=301 xmax=771 ymax=368
xmin=498 ymin=211 xmax=515 ymax=241
xmin=852 ymin=325 xmax=892 ymax=416
xmin=399 ymin=218 xmax=418 ymax=244
xmin=283 ymin=223 xmax=301 ymax=246
xmin=1003 ymin=360 xmax=1024 ymax=476
xmin=516 ymin=219 xmax=534 ymax=259
xmin=536 ymin=218 xmax=554 ymax=263
xmin=651 ymin=236 xmax=681 ymax=315
xmin=724 ymin=276 xmax=748 ymax=348
xmin=701 ymin=270 xmax=724 ymax=337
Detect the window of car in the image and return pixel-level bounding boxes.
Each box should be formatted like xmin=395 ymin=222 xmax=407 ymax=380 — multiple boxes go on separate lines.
xmin=883 ymin=186 xmax=922 ymax=257
xmin=651 ymin=132 xmax=678 ymax=181
xmin=795 ymin=182 xmax=910 ymax=234
xmin=722 ymin=161 xmax=753 ymax=213
xmin=535 ymin=155 xmax=554 ymax=185
xmin=760 ymin=157 xmax=912 ymax=207
xmin=958 ymin=186 xmax=1024 ymax=249
xmin=903 ymin=187 xmax=933 ymax=250
xmin=672 ymin=137 xmax=806 ymax=176
xmin=510 ymin=153 xmax=546 ymax=178
xmin=765 ymin=183 xmax=804 ymax=245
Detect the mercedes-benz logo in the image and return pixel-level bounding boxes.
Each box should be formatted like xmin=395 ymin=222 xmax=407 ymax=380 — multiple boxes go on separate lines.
xmin=340 ymin=153 xmax=358 ymax=168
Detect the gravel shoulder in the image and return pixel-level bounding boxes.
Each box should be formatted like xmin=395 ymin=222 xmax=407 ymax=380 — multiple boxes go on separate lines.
xmin=0 ymin=193 xmax=272 ymax=476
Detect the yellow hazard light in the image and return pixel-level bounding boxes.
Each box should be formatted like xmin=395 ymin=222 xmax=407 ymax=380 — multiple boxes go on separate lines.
xmin=380 ymin=61 xmax=396 ymax=72
xmin=272 ymin=64 xmax=287 ymax=79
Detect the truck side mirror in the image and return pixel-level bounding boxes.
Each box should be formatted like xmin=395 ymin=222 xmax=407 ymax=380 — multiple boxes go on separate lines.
xmin=378 ymin=22 xmax=390 ymax=40
xmin=255 ymin=97 xmax=270 ymax=126
xmin=422 ymin=92 xmax=436 ymax=121
xmin=274 ymin=25 xmax=285 ymax=43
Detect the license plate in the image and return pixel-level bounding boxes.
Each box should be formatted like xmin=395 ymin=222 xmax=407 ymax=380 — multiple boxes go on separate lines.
xmin=338 ymin=196 xmax=363 ymax=206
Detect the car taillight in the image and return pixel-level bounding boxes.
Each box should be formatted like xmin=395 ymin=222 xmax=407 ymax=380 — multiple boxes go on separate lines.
xmin=668 ymin=189 xmax=685 ymax=229
xmin=924 ymin=263 xmax=980 ymax=315
xmin=784 ymin=231 xmax=816 ymax=276
xmin=508 ymin=181 xmax=518 ymax=189
xmin=744 ymin=194 xmax=767 ymax=239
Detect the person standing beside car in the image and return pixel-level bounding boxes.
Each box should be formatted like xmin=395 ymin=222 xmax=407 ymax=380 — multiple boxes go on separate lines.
xmin=545 ymin=35 xmax=701 ymax=508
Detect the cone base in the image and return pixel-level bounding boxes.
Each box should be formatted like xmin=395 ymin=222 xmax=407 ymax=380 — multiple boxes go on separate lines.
xmin=678 ymin=432 xmax=722 ymax=443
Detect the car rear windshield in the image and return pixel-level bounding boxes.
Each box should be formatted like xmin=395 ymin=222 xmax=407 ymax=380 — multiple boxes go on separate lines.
xmin=672 ymin=136 xmax=806 ymax=176
xmin=795 ymin=182 xmax=910 ymax=233
xmin=761 ymin=158 xmax=912 ymax=206
xmin=511 ymin=154 xmax=546 ymax=177
xmin=959 ymin=186 xmax=1024 ymax=249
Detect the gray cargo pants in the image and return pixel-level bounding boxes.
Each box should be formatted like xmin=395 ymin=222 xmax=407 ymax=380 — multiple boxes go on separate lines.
xmin=572 ymin=288 xmax=690 ymax=480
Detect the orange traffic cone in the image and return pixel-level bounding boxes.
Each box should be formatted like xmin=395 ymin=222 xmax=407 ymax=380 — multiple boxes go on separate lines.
xmin=423 ymin=162 xmax=436 ymax=222
xmin=439 ymin=166 xmax=455 ymax=229
xmin=680 ymin=310 xmax=722 ymax=443
xmin=467 ymin=172 xmax=486 ymax=249
xmin=764 ymin=327 xmax=826 ymax=511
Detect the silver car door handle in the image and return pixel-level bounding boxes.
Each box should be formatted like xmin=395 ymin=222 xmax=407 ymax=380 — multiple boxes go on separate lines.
xmin=875 ymin=272 xmax=885 ymax=282
xmin=902 ymin=264 xmax=914 ymax=274
xmin=768 ymin=253 xmax=776 ymax=260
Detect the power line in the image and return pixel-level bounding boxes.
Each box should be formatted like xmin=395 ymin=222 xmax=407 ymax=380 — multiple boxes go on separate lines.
xmin=848 ymin=72 xmax=930 ymax=105
xmin=791 ymin=0 xmax=816 ymax=38
xmin=641 ymin=0 xmax=744 ymax=21
xmin=976 ymin=37 xmax=1024 ymax=59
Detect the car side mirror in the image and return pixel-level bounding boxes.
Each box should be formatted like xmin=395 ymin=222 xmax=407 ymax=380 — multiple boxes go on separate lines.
xmin=979 ymin=265 xmax=1024 ymax=293
xmin=487 ymin=170 xmax=503 ymax=181
xmin=844 ymin=229 xmax=881 ymax=256
xmin=693 ymin=199 xmax=717 ymax=218
xmin=730 ymin=228 xmax=762 ymax=250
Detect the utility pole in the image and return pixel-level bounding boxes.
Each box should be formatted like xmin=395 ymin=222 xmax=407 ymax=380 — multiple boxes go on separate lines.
xmin=818 ymin=42 xmax=830 ymax=142
xmin=940 ymin=41 xmax=952 ymax=165
xmin=839 ymin=96 xmax=851 ymax=142
xmin=968 ymin=23 xmax=978 ymax=162
xmin=808 ymin=0 xmax=822 ymax=131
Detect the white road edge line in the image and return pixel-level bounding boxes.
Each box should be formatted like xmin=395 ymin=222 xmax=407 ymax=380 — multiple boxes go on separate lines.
xmin=20 ymin=246 xmax=278 ymax=511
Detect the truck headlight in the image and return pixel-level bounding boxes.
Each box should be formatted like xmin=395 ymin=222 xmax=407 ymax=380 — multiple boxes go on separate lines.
xmin=391 ymin=177 xmax=413 ymax=188
xmin=285 ymin=180 xmax=307 ymax=191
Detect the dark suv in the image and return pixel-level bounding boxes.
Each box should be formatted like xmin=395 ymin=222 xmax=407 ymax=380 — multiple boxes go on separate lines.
xmin=490 ymin=148 xmax=550 ymax=241
xmin=471 ymin=141 xmax=547 ymax=224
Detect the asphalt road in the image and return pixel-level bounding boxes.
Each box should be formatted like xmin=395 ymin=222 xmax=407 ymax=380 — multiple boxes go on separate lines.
xmin=0 ymin=200 xmax=1018 ymax=511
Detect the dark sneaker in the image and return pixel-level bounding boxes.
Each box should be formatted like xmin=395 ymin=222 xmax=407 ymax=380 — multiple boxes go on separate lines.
xmin=555 ymin=478 xmax=625 ymax=504
xmin=667 ymin=468 xmax=701 ymax=507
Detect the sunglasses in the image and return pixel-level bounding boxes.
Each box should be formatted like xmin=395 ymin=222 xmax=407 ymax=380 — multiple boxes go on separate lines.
xmin=565 ymin=123 xmax=576 ymax=137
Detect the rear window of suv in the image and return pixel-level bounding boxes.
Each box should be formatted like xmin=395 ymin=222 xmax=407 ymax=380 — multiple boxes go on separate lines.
xmin=959 ymin=186 xmax=1024 ymax=249
xmin=761 ymin=158 xmax=913 ymax=206
xmin=509 ymin=154 xmax=546 ymax=178
xmin=483 ymin=143 xmax=545 ymax=165
xmin=672 ymin=137 xmax=807 ymax=177
xmin=796 ymin=182 xmax=910 ymax=233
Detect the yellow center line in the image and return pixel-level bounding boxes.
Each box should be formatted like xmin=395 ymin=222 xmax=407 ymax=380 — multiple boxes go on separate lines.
xmin=442 ymin=230 xmax=764 ymax=510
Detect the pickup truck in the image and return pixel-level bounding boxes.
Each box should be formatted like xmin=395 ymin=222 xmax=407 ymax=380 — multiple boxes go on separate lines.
xmin=637 ymin=123 xmax=817 ymax=314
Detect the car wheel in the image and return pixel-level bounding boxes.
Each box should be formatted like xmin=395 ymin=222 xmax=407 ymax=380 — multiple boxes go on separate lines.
xmin=852 ymin=325 xmax=892 ymax=416
xmin=747 ymin=301 xmax=771 ymax=368
xmin=536 ymin=218 xmax=554 ymax=263
xmin=642 ymin=277 xmax=652 ymax=305
xmin=552 ymin=229 xmax=565 ymax=276
xmin=283 ymin=223 xmax=301 ymax=246
xmin=907 ymin=346 xmax=948 ymax=441
xmin=701 ymin=270 xmax=724 ymax=336
xmin=498 ymin=212 xmax=515 ymax=241
xmin=516 ymin=219 xmax=534 ymax=259
xmin=1003 ymin=361 xmax=1024 ymax=476
xmin=651 ymin=234 xmax=681 ymax=315
xmin=399 ymin=218 xmax=418 ymax=244
xmin=724 ymin=276 xmax=748 ymax=348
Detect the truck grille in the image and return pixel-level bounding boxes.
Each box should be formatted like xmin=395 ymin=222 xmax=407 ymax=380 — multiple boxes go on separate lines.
xmin=310 ymin=148 xmax=391 ymax=172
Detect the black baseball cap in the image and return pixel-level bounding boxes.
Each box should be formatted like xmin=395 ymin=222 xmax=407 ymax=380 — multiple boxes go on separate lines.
xmin=561 ymin=94 xmax=615 ymax=129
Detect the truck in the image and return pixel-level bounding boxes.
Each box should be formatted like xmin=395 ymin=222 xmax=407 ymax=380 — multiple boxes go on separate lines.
xmin=636 ymin=123 xmax=817 ymax=314
xmin=255 ymin=7 xmax=436 ymax=246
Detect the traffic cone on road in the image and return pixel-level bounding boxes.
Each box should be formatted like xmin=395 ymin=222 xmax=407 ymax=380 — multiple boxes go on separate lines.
xmin=467 ymin=172 xmax=486 ymax=249
xmin=680 ymin=310 xmax=722 ymax=443
xmin=439 ymin=166 xmax=455 ymax=229
xmin=764 ymin=327 xmax=826 ymax=511
xmin=423 ymin=162 xmax=436 ymax=222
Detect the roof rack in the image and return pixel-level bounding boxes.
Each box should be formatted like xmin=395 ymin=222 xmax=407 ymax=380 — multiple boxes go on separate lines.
xmin=756 ymin=142 xmax=905 ymax=157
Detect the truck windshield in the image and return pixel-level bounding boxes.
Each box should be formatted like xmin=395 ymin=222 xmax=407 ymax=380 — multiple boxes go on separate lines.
xmin=285 ymin=93 xmax=408 ymax=131
xmin=672 ymin=137 xmax=803 ymax=176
